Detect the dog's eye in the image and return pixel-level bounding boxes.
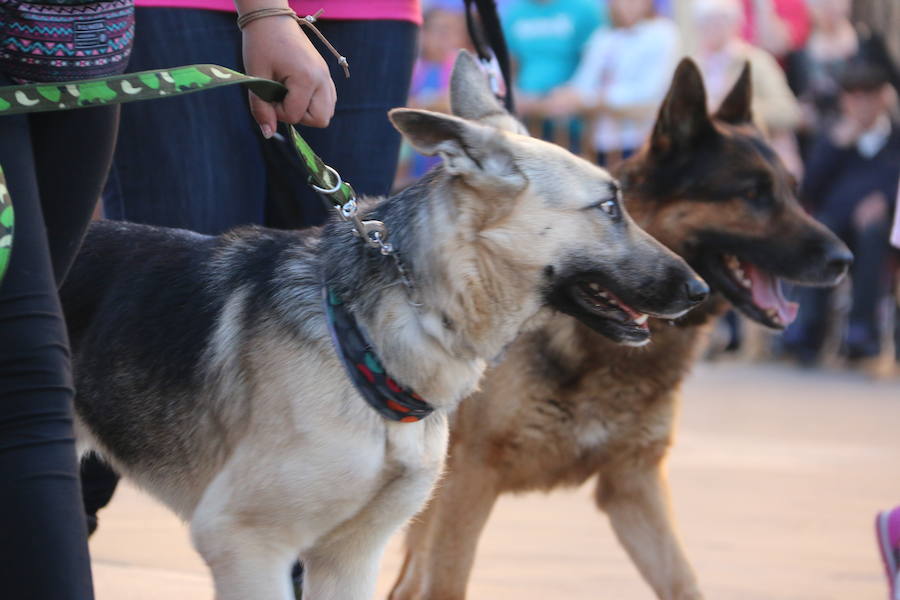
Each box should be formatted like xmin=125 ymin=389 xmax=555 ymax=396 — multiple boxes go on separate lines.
xmin=597 ymin=199 xmax=621 ymax=220
xmin=746 ymin=181 xmax=774 ymax=208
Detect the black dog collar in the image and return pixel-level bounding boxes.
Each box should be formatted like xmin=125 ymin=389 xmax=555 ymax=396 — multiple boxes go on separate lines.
xmin=323 ymin=287 xmax=434 ymax=423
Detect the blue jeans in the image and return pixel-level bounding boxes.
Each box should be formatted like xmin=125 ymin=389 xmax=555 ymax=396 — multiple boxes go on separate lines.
xmin=104 ymin=8 xmax=418 ymax=234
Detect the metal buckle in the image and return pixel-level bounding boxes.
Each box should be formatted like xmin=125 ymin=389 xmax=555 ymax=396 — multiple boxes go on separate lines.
xmin=358 ymin=220 xmax=392 ymax=254
xmin=310 ymin=164 xmax=343 ymax=195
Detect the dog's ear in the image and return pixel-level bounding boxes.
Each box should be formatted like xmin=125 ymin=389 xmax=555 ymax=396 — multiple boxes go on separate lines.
xmin=714 ymin=62 xmax=753 ymax=124
xmin=389 ymin=108 xmax=526 ymax=190
xmin=449 ymin=50 xmax=525 ymax=134
xmin=650 ymin=58 xmax=714 ymax=156
xmin=450 ymin=49 xmax=504 ymax=120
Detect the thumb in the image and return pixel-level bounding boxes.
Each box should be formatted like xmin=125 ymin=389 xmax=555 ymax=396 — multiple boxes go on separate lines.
xmin=249 ymin=91 xmax=277 ymax=139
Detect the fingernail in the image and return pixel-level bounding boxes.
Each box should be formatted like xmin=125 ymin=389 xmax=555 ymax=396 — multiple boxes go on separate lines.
xmin=260 ymin=124 xmax=273 ymax=139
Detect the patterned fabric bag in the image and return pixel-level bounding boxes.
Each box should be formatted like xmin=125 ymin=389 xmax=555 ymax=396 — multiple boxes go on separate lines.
xmin=0 ymin=0 xmax=134 ymax=82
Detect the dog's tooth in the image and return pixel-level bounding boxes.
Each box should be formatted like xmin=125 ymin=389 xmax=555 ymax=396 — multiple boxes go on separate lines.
xmin=634 ymin=314 xmax=648 ymax=326
xmin=741 ymin=277 xmax=752 ymax=288
xmin=589 ymin=283 xmax=601 ymax=291
xmin=725 ymin=254 xmax=739 ymax=269
xmin=598 ymin=291 xmax=609 ymax=299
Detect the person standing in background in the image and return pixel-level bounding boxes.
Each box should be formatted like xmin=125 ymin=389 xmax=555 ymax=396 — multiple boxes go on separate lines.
xmin=394 ymin=2 xmax=470 ymax=187
xmin=692 ymin=0 xmax=802 ymax=175
xmin=671 ymin=0 xmax=807 ymax=59
xmin=103 ymin=0 xmax=421 ymax=232
xmin=784 ymin=56 xmax=900 ymax=366
xmin=788 ymin=0 xmax=858 ymax=135
xmin=502 ymin=0 xmax=605 ymax=150
xmin=893 ymin=181 xmax=900 ymax=249
xmin=541 ymin=0 xmax=680 ymax=167
xmin=740 ymin=0 xmax=808 ymax=59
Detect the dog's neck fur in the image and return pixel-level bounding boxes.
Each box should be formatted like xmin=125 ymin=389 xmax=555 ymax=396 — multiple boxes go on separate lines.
xmin=320 ymin=167 xmax=546 ymax=411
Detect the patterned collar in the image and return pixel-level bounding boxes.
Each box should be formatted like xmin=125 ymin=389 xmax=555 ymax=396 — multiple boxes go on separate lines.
xmin=323 ymin=287 xmax=434 ymax=423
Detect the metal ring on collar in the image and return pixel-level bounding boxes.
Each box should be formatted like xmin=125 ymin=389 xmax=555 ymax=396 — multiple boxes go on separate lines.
xmin=310 ymin=165 xmax=343 ymax=195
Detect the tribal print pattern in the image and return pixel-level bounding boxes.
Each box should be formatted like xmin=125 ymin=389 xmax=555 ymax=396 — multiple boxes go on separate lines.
xmin=0 ymin=0 xmax=134 ymax=82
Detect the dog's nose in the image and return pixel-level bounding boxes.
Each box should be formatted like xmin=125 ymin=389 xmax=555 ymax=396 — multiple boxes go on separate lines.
xmin=684 ymin=277 xmax=710 ymax=304
xmin=823 ymin=245 xmax=853 ymax=281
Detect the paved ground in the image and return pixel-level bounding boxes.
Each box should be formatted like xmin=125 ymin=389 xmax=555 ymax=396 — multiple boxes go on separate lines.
xmin=88 ymin=362 xmax=900 ymax=600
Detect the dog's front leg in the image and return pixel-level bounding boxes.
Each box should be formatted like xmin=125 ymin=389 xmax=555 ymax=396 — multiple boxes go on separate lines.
xmin=595 ymin=460 xmax=703 ymax=600
xmin=389 ymin=447 xmax=501 ymax=600
xmin=302 ymin=470 xmax=443 ymax=600
xmin=191 ymin=510 xmax=298 ymax=600
xmin=303 ymin=419 xmax=450 ymax=600
xmin=189 ymin=450 xmax=330 ymax=600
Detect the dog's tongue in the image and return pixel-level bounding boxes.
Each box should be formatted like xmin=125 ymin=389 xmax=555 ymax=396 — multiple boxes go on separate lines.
xmin=743 ymin=262 xmax=798 ymax=325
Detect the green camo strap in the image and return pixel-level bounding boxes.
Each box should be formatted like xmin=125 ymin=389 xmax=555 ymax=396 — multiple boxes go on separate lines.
xmin=0 ymin=167 xmax=12 ymax=285
xmin=0 ymin=64 xmax=356 ymax=289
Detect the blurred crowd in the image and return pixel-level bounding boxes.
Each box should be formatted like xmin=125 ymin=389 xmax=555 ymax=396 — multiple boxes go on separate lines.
xmin=402 ymin=0 xmax=900 ymax=373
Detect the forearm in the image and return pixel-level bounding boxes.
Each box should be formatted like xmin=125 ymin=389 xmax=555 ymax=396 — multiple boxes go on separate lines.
xmin=600 ymin=100 xmax=659 ymax=121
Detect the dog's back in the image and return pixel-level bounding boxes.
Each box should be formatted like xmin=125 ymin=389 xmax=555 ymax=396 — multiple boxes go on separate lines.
xmin=63 ymin=220 xmax=217 ymax=349
xmin=61 ymin=221 xmax=326 ymax=512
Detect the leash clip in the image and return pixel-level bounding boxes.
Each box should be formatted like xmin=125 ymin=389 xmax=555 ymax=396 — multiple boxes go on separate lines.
xmin=332 ymin=197 xmax=391 ymax=254
xmin=358 ymin=220 xmax=392 ymax=254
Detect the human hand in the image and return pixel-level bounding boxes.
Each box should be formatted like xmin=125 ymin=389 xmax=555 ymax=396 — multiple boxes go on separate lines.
xmin=514 ymin=93 xmax=544 ymax=117
xmin=542 ymin=87 xmax=583 ymax=118
xmin=853 ymin=191 xmax=888 ymax=230
xmin=242 ymin=14 xmax=336 ymax=136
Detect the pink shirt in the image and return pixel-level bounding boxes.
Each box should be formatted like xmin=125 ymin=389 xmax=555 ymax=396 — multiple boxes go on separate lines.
xmin=135 ymin=0 xmax=422 ymax=25
xmin=740 ymin=0 xmax=809 ymax=53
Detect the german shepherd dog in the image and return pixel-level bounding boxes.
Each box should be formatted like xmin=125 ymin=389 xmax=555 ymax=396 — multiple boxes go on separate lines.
xmin=389 ymin=60 xmax=853 ymax=600
xmin=61 ymin=52 xmax=706 ymax=600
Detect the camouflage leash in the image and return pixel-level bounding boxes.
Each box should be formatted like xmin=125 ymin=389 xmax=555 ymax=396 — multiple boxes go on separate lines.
xmin=0 ymin=63 xmax=395 ymax=287
xmin=0 ymin=167 xmax=11 ymax=284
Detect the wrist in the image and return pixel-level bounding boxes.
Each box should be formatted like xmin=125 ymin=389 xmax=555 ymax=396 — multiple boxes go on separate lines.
xmin=234 ymin=0 xmax=289 ymax=12
xmin=237 ymin=5 xmax=297 ymax=32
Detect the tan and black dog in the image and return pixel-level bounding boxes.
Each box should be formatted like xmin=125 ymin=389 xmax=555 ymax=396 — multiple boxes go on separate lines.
xmin=61 ymin=51 xmax=708 ymax=600
xmin=389 ymin=59 xmax=852 ymax=600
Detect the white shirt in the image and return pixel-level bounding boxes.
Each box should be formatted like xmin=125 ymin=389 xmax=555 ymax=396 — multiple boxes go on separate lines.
xmin=857 ymin=113 xmax=892 ymax=159
xmin=569 ymin=17 xmax=681 ymax=152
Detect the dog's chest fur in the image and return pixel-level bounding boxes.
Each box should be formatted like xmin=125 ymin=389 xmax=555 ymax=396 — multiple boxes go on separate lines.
xmin=452 ymin=314 xmax=712 ymax=492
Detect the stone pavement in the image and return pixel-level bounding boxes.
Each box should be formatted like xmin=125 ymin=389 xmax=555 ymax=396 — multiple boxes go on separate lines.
xmin=88 ymin=362 xmax=900 ymax=600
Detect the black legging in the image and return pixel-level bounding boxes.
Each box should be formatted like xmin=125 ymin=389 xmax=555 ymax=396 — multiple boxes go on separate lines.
xmin=0 ymin=73 xmax=119 ymax=600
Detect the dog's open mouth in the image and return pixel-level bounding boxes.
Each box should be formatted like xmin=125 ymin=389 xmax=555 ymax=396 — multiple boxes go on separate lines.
xmin=567 ymin=281 xmax=650 ymax=344
xmin=715 ymin=254 xmax=798 ymax=329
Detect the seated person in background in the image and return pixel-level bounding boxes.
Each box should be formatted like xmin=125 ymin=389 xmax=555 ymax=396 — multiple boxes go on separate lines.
xmin=541 ymin=0 xmax=680 ymax=167
xmin=394 ymin=3 xmax=469 ymax=187
xmin=740 ymin=0 xmax=809 ymax=60
xmin=502 ymin=0 xmax=606 ymax=151
xmin=784 ymin=55 xmax=900 ymax=365
xmin=692 ymin=0 xmax=802 ymax=176
xmin=788 ymin=0 xmax=858 ymax=135
xmin=893 ymin=181 xmax=900 ymax=250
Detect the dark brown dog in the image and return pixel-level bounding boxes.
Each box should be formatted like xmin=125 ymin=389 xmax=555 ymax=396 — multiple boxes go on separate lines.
xmin=388 ymin=60 xmax=852 ymax=600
